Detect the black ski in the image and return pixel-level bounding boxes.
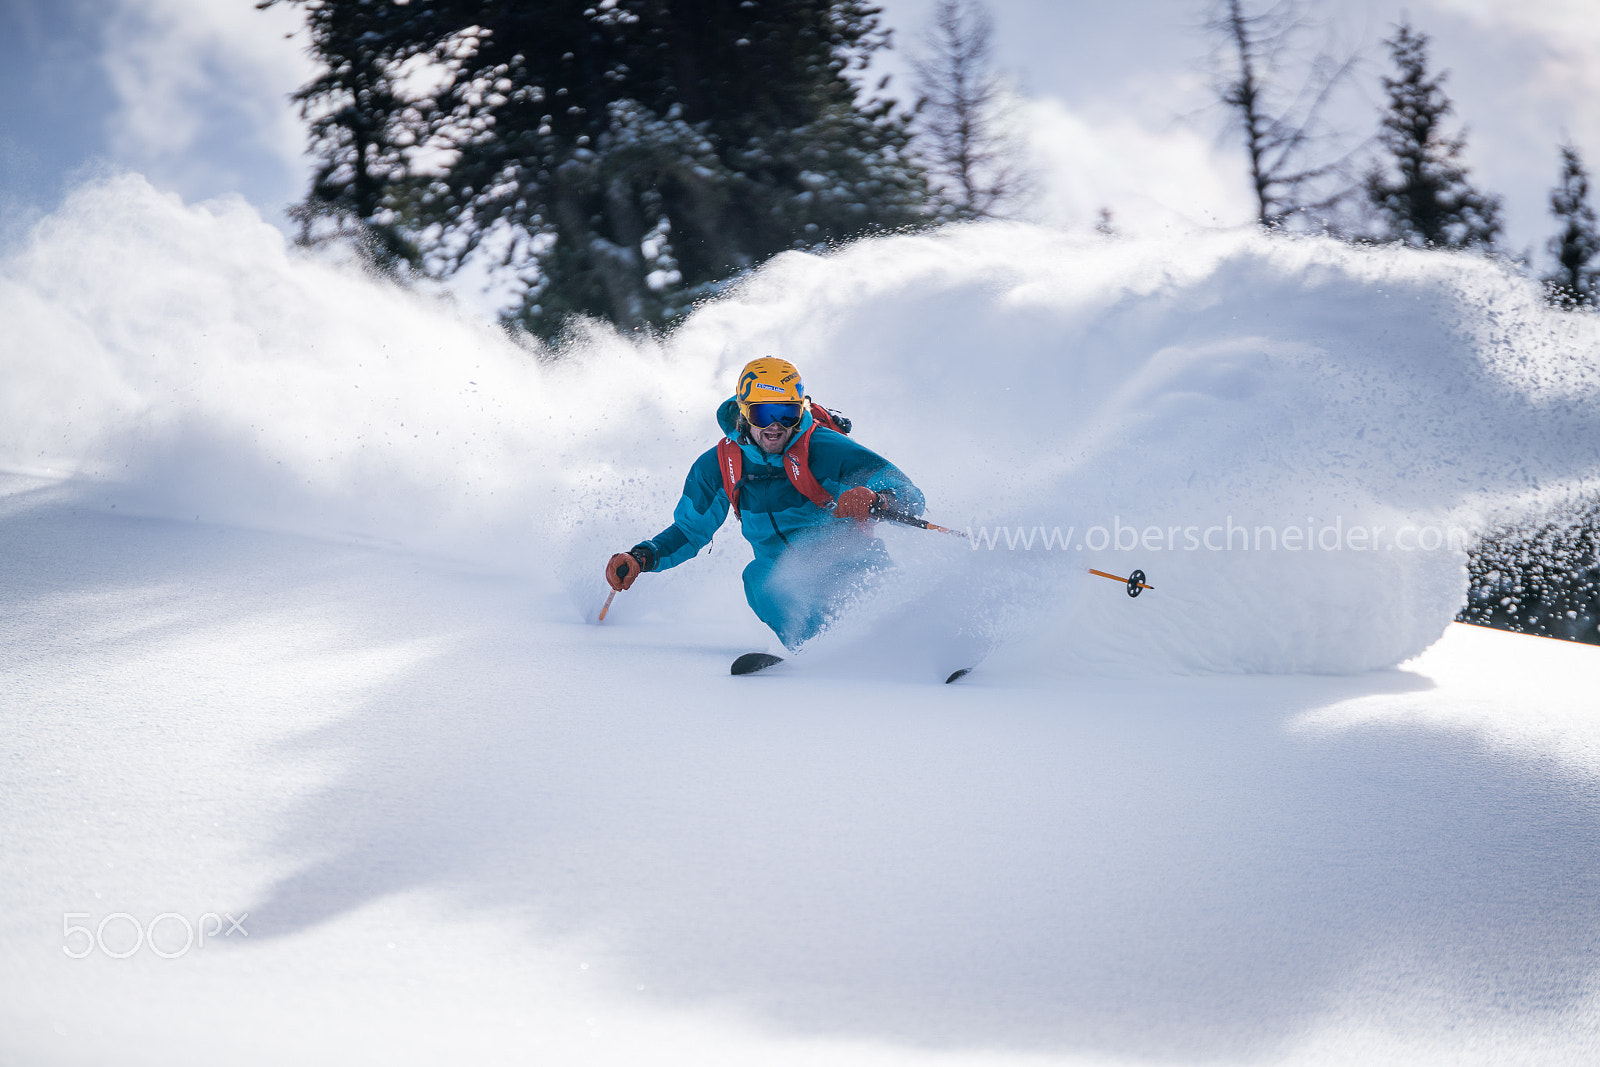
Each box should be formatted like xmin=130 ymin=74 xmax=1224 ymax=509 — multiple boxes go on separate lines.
xmin=731 ymin=652 xmax=785 ymax=676
xmin=944 ymin=668 xmax=973 ymax=684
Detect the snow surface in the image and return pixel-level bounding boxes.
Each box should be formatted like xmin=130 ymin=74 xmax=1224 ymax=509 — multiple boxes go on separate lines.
xmin=3 ymin=176 xmax=1600 ymax=1064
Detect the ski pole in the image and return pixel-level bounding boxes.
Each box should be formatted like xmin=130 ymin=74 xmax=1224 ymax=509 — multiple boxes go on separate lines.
xmin=598 ymin=552 xmax=639 ymax=622
xmin=871 ymin=503 xmax=969 ymax=538
xmin=1088 ymin=568 xmax=1154 ymax=597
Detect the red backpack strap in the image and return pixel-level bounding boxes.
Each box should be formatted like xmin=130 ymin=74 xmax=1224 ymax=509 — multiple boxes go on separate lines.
xmin=715 ymin=438 xmax=744 ymax=517
xmin=784 ymin=426 xmax=834 ymax=508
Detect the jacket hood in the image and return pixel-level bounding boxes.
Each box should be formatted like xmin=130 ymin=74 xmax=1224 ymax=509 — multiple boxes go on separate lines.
xmin=716 ymin=397 xmax=741 ymax=438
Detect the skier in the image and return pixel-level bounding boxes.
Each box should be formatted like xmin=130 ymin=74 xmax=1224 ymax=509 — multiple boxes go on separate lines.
xmin=603 ymin=357 xmax=925 ymax=654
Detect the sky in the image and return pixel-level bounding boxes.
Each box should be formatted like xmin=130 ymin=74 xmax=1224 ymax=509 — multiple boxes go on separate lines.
xmin=1 ymin=0 xmax=1597 ymax=271
xmin=876 ymin=0 xmax=1600 ymax=251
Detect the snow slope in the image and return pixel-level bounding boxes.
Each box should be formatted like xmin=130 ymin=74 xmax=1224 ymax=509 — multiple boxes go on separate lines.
xmin=3 ymin=177 xmax=1600 ymax=1064
xmin=3 ymin=492 xmax=1599 ymax=1066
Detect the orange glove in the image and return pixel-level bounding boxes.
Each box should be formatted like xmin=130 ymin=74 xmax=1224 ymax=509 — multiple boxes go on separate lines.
xmin=606 ymin=552 xmax=644 ymax=591
xmin=833 ymin=486 xmax=880 ymax=522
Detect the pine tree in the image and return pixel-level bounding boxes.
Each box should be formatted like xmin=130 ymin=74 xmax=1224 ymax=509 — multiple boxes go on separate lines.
xmin=263 ymin=0 xmax=442 ymax=270
xmin=272 ymin=0 xmax=934 ymax=337
xmin=1364 ymin=22 xmax=1501 ymax=250
xmin=1544 ymin=144 xmax=1600 ymax=310
xmin=1460 ymin=498 xmax=1600 ymax=646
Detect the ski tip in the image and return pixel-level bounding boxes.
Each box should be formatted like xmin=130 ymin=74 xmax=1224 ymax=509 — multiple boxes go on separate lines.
xmin=731 ymin=652 xmax=786 ymax=676
xmin=944 ymin=667 xmax=973 ymax=684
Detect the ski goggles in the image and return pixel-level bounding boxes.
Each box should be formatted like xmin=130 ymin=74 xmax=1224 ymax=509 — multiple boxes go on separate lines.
xmin=746 ymin=402 xmax=804 ymax=429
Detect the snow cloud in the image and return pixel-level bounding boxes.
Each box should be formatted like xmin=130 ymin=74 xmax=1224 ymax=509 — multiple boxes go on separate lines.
xmin=14 ymin=176 xmax=1597 ymax=673
xmin=1018 ymin=90 xmax=1256 ymax=234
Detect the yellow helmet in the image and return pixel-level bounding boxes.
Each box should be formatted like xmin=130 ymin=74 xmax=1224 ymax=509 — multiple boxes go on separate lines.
xmin=736 ymin=357 xmax=804 ymax=420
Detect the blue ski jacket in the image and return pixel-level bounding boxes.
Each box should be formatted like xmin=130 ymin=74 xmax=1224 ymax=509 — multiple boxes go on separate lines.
xmin=637 ymin=398 xmax=925 ymax=569
xmin=632 ymin=398 xmax=924 ymax=647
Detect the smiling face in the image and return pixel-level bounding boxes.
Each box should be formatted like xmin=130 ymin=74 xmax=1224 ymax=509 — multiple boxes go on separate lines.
xmin=752 ymin=421 xmax=796 ymax=453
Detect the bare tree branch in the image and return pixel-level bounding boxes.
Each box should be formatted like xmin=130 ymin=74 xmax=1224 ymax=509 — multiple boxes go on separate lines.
xmin=910 ymin=0 xmax=1027 ymax=218
xmin=1208 ymin=0 xmax=1363 ymax=231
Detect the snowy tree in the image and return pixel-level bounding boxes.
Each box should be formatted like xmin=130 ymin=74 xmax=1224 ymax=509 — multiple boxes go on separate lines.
xmin=273 ymin=0 xmax=933 ymax=338
xmin=909 ymin=0 xmax=1022 ymax=218
xmin=1364 ymin=22 xmax=1501 ymax=250
xmin=262 ymin=0 xmax=451 ymax=272
xmin=1543 ymin=144 xmax=1600 ymax=310
xmin=1208 ymin=0 xmax=1360 ymax=230
xmin=1460 ymin=498 xmax=1600 ymax=646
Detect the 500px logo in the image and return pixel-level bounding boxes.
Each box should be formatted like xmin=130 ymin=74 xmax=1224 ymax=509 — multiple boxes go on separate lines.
xmin=62 ymin=911 xmax=248 ymax=959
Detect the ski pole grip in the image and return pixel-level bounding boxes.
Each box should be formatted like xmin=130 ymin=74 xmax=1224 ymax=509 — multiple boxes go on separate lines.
xmin=870 ymin=501 xmax=917 ymax=524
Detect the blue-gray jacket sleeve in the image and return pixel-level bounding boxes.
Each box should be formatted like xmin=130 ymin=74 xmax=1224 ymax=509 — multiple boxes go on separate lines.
xmin=635 ymin=446 xmax=730 ymax=571
xmin=808 ymin=430 xmax=926 ymax=517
